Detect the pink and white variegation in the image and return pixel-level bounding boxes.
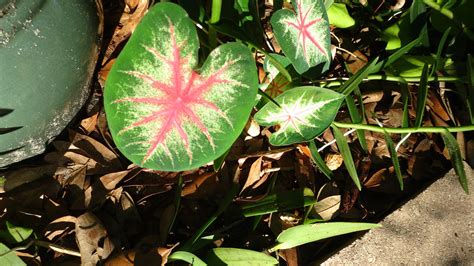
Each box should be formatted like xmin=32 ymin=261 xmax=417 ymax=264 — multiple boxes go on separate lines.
xmin=104 ymin=3 xmax=258 ymax=171
xmin=254 ymin=86 xmax=344 ymax=146
xmin=271 ymin=0 xmax=331 ymax=74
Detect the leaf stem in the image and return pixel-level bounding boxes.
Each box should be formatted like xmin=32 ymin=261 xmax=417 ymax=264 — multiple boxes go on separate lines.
xmin=332 ymin=122 xmax=474 ymax=134
xmin=209 ymin=0 xmax=222 ymax=24
xmin=313 ymin=75 xmax=463 ymax=87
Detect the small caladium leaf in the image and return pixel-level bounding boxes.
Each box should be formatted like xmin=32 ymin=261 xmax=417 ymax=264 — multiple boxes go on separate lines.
xmin=104 ymin=3 xmax=258 ymax=171
xmin=271 ymin=0 xmax=331 ymax=74
xmin=254 ymin=86 xmax=344 ymax=146
xmin=262 ymin=54 xmax=292 ymax=98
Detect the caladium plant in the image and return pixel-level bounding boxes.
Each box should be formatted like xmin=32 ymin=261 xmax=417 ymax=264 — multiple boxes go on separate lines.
xmin=271 ymin=0 xmax=331 ymax=74
xmin=254 ymin=86 xmax=344 ymax=146
xmin=262 ymin=54 xmax=293 ymax=98
xmin=104 ymin=3 xmax=258 ymax=171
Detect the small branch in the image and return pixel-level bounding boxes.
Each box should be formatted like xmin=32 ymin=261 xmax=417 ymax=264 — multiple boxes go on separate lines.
xmin=333 ymin=122 xmax=474 ymax=134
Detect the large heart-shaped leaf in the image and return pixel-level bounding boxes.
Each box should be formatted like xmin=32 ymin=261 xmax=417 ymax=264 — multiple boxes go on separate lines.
xmin=254 ymin=86 xmax=344 ymax=146
xmin=271 ymin=0 xmax=331 ymax=74
xmin=104 ymin=3 xmax=258 ymax=171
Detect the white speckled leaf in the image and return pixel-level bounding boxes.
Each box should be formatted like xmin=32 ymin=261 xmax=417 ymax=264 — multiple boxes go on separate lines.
xmin=254 ymin=86 xmax=344 ymax=146
xmin=271 ymin=0 xmax=331 ymax=74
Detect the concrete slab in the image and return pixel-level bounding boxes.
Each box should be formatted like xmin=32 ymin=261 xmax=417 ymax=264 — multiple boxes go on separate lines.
xmin=323 ymin=163 xmax=474 ymax=265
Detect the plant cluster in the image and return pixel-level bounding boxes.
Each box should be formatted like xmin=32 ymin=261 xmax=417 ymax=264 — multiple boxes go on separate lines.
xmin=99 ymin=0 xmax=474 ymax=263
xmin=1 ymin=0 xmax=472 ymax=264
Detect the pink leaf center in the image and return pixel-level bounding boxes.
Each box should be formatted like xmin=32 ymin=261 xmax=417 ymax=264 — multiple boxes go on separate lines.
xmin=285 ymin=0 xmax=327 ymax=60
xmin=114 ymin=20 xmax=235 ymax=164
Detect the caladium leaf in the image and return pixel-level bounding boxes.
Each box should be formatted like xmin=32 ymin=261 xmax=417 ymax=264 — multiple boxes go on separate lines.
xmin=271 ymin=0 xmax=331 ymax=74
xmin=262 ymin=54 xmax=293 ymax=98
xmin=104 ymin=3 xmax=258 ymax=171
xmin=254 ymin=86 xmax=344 ymax=146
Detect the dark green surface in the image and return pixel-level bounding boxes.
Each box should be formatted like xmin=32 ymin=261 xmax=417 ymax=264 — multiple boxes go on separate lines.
xmin=0 ymin=0 xmax=101 ymax=167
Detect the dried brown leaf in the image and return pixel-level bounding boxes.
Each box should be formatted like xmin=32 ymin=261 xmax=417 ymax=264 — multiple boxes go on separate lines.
xmin=84 ymin=170 xmax=130 ymax=208
xmin=427 ymin=92 xmax=450 ymax=121
xmin=69 ymin=130 xmax=120 ymax=166
xmin=80 ymin=112 xmax=99 ymax=134
xmin=342 ymin=50 xmax=368 ymax=74
xmin=101 ymin=0 xmax=149 ymax=64
xmin=314 ymin=195 xmax=341 ymax=221
xmin=4 ymin=165 xmax=57 ymax=192
xmin=44 ymin=215 xmax=77 ymax=241
xmin=241 ymin=157 xmax=263 ymax=193
xmin=76 ymin=212 xmax=111 ymax=265
xmin=325 ymin=153 xmax=343 ymax=171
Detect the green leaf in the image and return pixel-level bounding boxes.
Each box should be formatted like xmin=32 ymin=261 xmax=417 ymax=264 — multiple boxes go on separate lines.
xmin=381 ymin=11 xmax=425 ymax=51
xmin=387 ymin=55 xmax=453 ymax=78
xmin=410 ymin=0 xmax=426 ymax=23
xmin=414 ymin=63 xmax=430 ymax=128
xmin=308 ymin=140 xmax=333 ymax=179
xmin=254 ymin=86 xmax=344 ymax=146
xmin=0 ymin=243 xmax=25 ymax=266
xmin=338 ymin=58 xmax=379 ymax=96
xmin=241 ymin=188 xmax=316 ymax=217
xmin=345 ymin=94 xmax=368 ymax=153
xmin=169 ymin=251 xmax=207 ymax=266
xmin=104 ymin=3 xmax=258 ymax=171
xmin=400 ymin=82 xmax=410 ymax=139
xmin=271 ymin=222 xmax=381 ymax=251
xmin=382 ymin=130 xmax=404 ymax=190
xmin=433 ymin=27 xmax=452 ymax=74
xmin=262 ymin=54 xmax=293 ymax=99
xmin=441 ymin=129 xmax=469 ymax=193
xmin=5 ymin=222 xmax=32 ymax=244
xmin=331 ymin=124 xmax=361 ymax=190
xmin=182 ymin=182 xmax=240 ymax=251
xmin=213 ymin=148 xmax=230 ymax=172
xmin=466 ymin=54 xmax=474 ymax=122
xmin=374 ymin=34 xmax=424 ymax=73
xmin=324 ymin=0 xmax=334 ymax=10
xmin=327 ymin=3 xmax=355 ymax=28
xmin=271 ymin=0 xmax=332 ymax=74
xmin=206 ymin=248 xmax=278 ymax=266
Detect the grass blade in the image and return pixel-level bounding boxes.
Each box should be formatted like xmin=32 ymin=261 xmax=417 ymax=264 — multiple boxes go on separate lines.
xmin=414 ymin=63 xmax=430 ymax=128
xmin=241 ymin=188 xmax=316 ymax=217
xmin=339 ymin=57 xmax=379 ymax=96
xmin=345 ymin=95 xmax=368 ymax=153
xmin=373 ymin=33 xmax=425 ymax=72
xmin=169 ymin=251 xmax=207 ymax=266
xmin=308 ymin=140 xmax=334 ymax=179
xmin=181 ymin=182 xmax=240 ymax=251
xmin=270 ymin=222 xmax=381 ymax=251
xmin=432 ymin=27 xmax=452 ymax=75
xmin=467 ymin=54 xmax=474 ymax=123
xmin=382 ymin=130 xmax=404 ymax=190
xmin=441 ymin=129 xmax=469 ymax=193
xmin=163 ymin=175 xmax=183 ymax=243
xmin=213 ymin=148 xmax=230 ymax=172
xmin=207 ymin=248 xmax=278 ymax=265
xmin=331 ymin=124 xmax=361 ymax=190
xmin=400 ymin=82 xmax=410 ymax=138
xmin=258 ymin=88 xmax=281 ymax=108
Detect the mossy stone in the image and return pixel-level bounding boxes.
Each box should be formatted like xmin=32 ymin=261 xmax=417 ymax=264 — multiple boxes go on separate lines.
xmin=0 ymin=0 xmax=102 ymax=167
